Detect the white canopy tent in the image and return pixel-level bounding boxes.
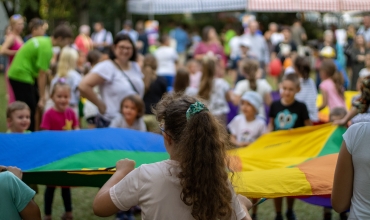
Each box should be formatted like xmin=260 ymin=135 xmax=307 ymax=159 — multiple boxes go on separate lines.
xmin=128 ymin=0 xmax=247 ymax=15
xmin=247 ymin=0 xmax=370 ymax=12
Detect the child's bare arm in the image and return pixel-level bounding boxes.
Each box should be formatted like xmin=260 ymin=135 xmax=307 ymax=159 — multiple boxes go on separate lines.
xmin=20 ymin=201 xmax=41 ymax=220
xmin=231 ymin=93 xmax=241 ymax=106
xmin=267 ymin=118 xmax=274 ymax=132
xmin=317 ymin=89 xmax=328 ymax=111
xmin=304 ymin=119 xmax=312 ymax=126
xmin=230 ymin=135 xmax=240 ymax=147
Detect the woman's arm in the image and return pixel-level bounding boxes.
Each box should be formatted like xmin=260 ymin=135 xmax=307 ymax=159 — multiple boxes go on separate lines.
xmin=317 ymin=89 xmax=328 ymax=111
xmin=0 ymin=35 xmax=16 ymax=56
xmin=79 ymin=73 xmax=106 ymax=114
xmin=93 ymin=159 xmax=135 ymax=217
xmin=331 ymin=141 xmax=353 ymax=213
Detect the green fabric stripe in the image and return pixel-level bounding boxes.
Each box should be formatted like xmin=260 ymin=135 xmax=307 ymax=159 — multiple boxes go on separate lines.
xmin=317 ymin=126 xmax=346 ymax=157
xmin=29 ymin=150 xmax=169 ymax=171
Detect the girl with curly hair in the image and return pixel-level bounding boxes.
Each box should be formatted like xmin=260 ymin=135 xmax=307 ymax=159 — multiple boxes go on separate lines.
xmin=93 ymin=93 xmax=252 ymax=220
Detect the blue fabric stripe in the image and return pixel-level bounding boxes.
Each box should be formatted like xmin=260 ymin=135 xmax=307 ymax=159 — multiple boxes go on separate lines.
xmin=0 ymin=128 xmax=165 ymax=170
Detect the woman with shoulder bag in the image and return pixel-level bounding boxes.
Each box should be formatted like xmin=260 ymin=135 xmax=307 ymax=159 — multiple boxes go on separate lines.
xmin=79 ymin=34 xmax=144 ymax=128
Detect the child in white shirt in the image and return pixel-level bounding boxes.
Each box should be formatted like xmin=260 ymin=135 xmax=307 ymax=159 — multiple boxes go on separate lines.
xmin=109 ymin=95 xmax=147 ymax=131
xmin=228 ymin=91 xmax=266 ymax=148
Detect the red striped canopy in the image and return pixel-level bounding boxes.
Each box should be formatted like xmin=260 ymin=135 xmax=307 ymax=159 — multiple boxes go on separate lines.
xmin=247 ymin=0 xmax=370 ymax=12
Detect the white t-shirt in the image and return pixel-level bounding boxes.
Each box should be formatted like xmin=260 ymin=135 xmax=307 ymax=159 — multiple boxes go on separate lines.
xmin=109 ymin=160 xmax=246 ymax=220
xmin=343 ymin=122 xmax=370 ymax=220
xmin=228 ymin=114 xmax=266 ymax=143
xmin=51 ymin=69 xmax=82 ymax=105
xmin=154 ymin=46 xmax=178 ymax=76
xmin=91 ymin=29 xmax=113 ymax=45
xmin=359 ymin=68 xmax=370 ymax=78
xmin=270 ymin=33 xmax=284 ymax=46
xmin=91 ymin=60 xmax=144 ymax=121
xmin=109 ymin=114 xmax=147 ymax=131
xmin=234 ymin=79 xmax=272 ymax=119
xmin=229 ymin=36 xmax=241 ymax=60
xmin=185 ymin=78 xmax=230 ymax=116
xmin=295 ymin=78 xmax=318 ymax=122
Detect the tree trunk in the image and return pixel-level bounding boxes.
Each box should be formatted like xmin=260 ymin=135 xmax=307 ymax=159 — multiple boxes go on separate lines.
xmin=2 ymin=0 xmax=15 ymax=17
xmin=78 ymin=0 xmax=89 ymax=26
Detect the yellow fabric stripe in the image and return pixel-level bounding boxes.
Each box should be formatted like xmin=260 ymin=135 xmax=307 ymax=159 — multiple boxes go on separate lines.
xmin=232 ymin=168 xmax=313 ymax=198
xmin=228 ymin=124 xmax=337 ymax=172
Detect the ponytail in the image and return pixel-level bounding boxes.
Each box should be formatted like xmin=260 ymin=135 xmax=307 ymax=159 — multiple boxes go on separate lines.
xmin=294 ymin=56 xmax=311 ymax=80
xmin=332 ymin=71 xmax=344 ymax=98
xmin=320 ymin=59 xmax=344 ymax=98
xmin=142 ymin=54 xmax=158 ymax=93
xmin=173 ymin=68 xmax=190 ymax=93
xmin=198 ymin=57 xmax=216 ymax=100
xmin=242 ymin=59 xmax=259 ymax=91
xmin=154 ymin=94 xmax=233 ymax=220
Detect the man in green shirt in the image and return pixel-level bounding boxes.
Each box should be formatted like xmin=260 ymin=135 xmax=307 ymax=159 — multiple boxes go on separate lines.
xmin=8 ymin=24 xmax=73 ymax=131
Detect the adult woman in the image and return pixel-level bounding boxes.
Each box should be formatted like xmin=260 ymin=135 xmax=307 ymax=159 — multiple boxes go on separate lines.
xmin=350 ymin=35 xmax=369 ymax=90
xmin=194 ymin=26 xmax=227 ymax=66
xmin=79 ymin=34 xmax=144 ymax=128
xmin=332 ymin=122 xmax=370 ymax=219
xmin=0 ymin=14 xmax=24 ymax=104
xmin=74 ymin=25 xmax=93 ymax=55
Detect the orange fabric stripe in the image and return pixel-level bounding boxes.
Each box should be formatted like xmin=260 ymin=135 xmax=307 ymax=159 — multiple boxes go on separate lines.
xmin=297 ymin=154 xmax=338 ymax=195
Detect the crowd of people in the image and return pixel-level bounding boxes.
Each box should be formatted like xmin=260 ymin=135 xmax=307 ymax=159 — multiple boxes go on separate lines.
xmin=1 ymin=13 xmax=370 ymax=220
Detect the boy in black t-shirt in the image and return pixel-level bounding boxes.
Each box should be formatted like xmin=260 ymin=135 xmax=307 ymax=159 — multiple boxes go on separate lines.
xmin=268 ymin=74 xmax=311 ymax=131
xmin=268 ymin=74 xmax=311 ymax=220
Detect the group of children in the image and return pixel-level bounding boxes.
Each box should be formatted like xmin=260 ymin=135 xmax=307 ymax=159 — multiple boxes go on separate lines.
xmin=5 ymin=32 xmax=370 ymax=219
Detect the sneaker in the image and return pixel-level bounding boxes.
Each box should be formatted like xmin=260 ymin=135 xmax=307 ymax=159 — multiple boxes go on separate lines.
xmin=286 ymin=210 xmax=297 ymax=220
xmin=324 ymin=212 xmax=332 ymax=220
xmin=340 ymin=212 xmax=348 ymax=220
xmin=275 ymin=213 xmax=283 ymax=220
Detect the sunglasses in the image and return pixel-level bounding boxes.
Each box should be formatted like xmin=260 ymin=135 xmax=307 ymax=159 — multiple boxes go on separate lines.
xmin=159 ymin=122 xmax=173 ymax=139
xmin=12 ymin=14 xmax=22 ymax=20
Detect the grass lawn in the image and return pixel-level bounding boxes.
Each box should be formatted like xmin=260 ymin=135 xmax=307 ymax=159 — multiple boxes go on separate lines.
xmin=0 ymin=74 xmax=341 ymax=219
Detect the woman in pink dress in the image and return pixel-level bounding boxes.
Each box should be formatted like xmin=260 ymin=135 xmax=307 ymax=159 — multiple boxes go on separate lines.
xmin=0 ymin=14 xmax=24 ymax=104
xmin=194 ymin=26 xmax=227 ymax=67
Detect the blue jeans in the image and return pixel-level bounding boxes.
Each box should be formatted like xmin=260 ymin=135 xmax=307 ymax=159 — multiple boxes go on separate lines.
xmin=160 ymin=74 xmax=175 ymax=91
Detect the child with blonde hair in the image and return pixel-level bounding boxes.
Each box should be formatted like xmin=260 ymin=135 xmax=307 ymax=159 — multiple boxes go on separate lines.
xmin=50 ymin=47 xmax=82 ymax=115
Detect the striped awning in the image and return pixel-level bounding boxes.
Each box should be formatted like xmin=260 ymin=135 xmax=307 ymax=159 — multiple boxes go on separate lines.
xmin=128 ymin=0 xmax=246 ymax=15
xmin=247 ymin=0 xmax=370 ymax=12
